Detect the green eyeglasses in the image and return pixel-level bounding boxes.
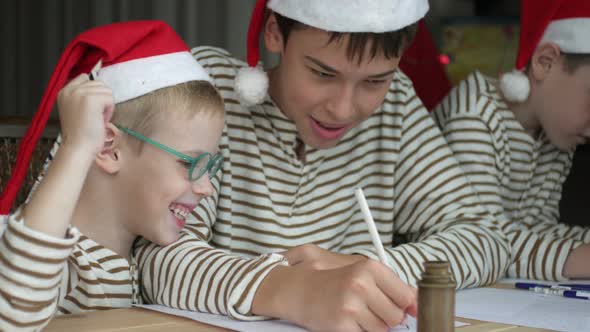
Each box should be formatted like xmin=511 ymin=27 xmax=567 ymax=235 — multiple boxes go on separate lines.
xmin=116 ymin=124 xmax=223 ymax=181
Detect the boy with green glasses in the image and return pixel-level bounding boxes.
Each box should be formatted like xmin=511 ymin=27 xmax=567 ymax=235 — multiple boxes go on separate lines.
xmin=0 ymin=21 xmax=224 ymax=331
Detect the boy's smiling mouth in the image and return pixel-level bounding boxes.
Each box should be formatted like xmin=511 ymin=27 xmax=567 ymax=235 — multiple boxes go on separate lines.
xmin=168 ymin=202 xmax=196 ymax=228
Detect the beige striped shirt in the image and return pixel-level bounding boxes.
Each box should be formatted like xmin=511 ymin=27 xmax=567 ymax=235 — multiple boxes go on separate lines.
xmin=0 ymin=210 xmax=139 ymax=331
xmin=432 ymin=71 xmax=590 ymax=281
xmin=133 ymin=46 xmax=511 ymax=320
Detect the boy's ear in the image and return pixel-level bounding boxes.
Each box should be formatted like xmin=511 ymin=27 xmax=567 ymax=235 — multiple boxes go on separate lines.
xmin=95 ymin=123 xmax=123 ymax=174
xmin=263 ymin=13 xmax=285 ymax=54
xmin=530 ymin=42 xmax=562 ymax=81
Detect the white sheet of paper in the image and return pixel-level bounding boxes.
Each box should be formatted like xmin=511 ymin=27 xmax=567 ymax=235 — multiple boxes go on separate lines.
xmin=456 ymin=287 xmax=590 ymax=332
xmin=136 ymin=305 xmax=467 ymax=332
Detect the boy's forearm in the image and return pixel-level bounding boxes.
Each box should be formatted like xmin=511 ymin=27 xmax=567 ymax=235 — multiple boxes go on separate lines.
xmin=23 ymin=142 xmax=94 ymax=238
xmin=563 ymin=244 xmax=590 ymax=279
xmin=251 ymin=265 xmax=304 ymax=321
xmin=135 ymin=235 xmax=288 ymax=319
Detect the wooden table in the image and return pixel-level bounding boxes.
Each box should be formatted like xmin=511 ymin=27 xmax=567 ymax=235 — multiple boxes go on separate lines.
xmin=45 ymin=307 xmax=225 ymax=332
xmin=45 ymin=306 xmax=552 ymax=332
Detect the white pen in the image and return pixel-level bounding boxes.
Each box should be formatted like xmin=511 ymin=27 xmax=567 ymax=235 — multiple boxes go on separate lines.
xmin=354 ymin=188 xmax=388 ymax=265
xmin=356 ymin=188 xmax=411 ymax=329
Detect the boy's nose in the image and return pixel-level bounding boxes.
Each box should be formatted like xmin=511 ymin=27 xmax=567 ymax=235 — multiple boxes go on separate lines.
xmin=192 ymin=175 xmax=214 ymax=197
xmin=327 ymin=85 xmax=356 ymax=122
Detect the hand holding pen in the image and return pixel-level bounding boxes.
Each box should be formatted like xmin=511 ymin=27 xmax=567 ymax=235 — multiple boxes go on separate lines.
xmin=253 ymin=189 xmax=417 ymax=331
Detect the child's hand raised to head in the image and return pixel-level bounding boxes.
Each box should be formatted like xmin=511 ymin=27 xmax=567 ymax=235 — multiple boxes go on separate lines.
xmin=22 ymin=73 xmax=114 ymax=238
xmin=57 ymin=73 xmax=115 ymax=155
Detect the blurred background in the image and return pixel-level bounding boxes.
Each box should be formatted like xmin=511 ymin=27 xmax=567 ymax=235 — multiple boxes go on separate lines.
xmin=0 ymin=0 xmax=587 ymax=227
xmin=0 ymin=0 xmax=520 ymax=120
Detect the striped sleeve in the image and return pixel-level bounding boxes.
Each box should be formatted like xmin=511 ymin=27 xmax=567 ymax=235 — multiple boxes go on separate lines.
xmin=0 ymin=210 xmax=78 ymax=331
xmin=135 ymin=232 xmax=287 ymax=319
xmin=351 ymin=87 xmax=510 ymax=289
xmin=508 ymin=185 xmax=589 ymax=280
xmin=434 ymin=86 xmax=588 ymax=281
xmin=528 ymin=222 xmax=590 ymax=242
xmin=508 ymin=227 xmax=585 ymax=281
xmin=134 ymin=140 xmax=288 ymax=320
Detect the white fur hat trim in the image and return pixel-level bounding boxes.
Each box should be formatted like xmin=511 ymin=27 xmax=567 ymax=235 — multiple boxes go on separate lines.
xmin=540 ymin=18 xmax=590 ymax=53
xmin=268 ymin=0 xmax=429 ymax=32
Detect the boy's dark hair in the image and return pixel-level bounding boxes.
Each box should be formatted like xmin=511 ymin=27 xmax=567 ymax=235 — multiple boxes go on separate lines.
xmin=272 ymin=12 xmax=418 ymax=63
xmin=563 ymin=53 xmax=590 ymax=74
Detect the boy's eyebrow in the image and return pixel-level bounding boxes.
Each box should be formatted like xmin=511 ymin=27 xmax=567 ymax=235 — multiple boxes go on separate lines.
xmin=367 ymin=69 xmax=397 ymax=79
xmin=305 ymin=56 xmax=338 ymax=73
xmin=304 ymin=55 xmax=397 ymax=78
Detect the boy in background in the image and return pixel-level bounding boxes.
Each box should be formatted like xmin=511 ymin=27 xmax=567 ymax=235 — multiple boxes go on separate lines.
xmin=432 ymin=0 xmax=590 ymax=281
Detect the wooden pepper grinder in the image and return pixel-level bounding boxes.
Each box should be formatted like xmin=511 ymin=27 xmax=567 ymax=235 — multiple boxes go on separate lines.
xmin=417 ymin=261 xmax=456 ymax=332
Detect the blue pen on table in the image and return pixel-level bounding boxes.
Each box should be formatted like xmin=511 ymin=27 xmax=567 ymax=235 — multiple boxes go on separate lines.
xmin=561 ymin=290 xmax=590 ymax=300
xmin=557 ymin=283 xmax=590 ymax=291
xmin=516 ymin=282 xmax=590 ymax=292
xmin=515 ymin=282 xmax=590 ymax=300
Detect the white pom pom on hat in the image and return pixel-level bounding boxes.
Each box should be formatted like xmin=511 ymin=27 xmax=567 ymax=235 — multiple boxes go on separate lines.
xmin=500 ymin=0 xmax=590 ymax=102
xmin=235 ymin=0 xmax=430 ymax=106
xmin=235 ymin=0 xmax=269 ymax=106
xmin=235 ymin=66 xmax=269 ymax=107
xmin=499 ymin=70 xmax=530 ymax=103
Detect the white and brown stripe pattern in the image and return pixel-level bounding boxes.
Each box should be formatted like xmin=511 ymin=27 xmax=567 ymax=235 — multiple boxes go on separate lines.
xmin=432 ymin=71 xmax=590 ymax=281
xmin=133 ymin=46 xmax=510 ymax=320
xmin=0 ymin=212 xmax=139 ymax=331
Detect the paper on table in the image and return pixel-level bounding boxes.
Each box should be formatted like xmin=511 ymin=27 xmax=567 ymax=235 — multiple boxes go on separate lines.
xmin=136 ymin=305 xmax=467 ymax=332
xmin=137 ymin=305 xmax=306 ymax=332
xmin=456 ymin=287 xmax=590 ymax=332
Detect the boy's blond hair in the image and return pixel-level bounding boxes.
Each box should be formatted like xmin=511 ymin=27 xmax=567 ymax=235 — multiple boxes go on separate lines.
xmin=111 ymin=80 xmax=224 ymax=150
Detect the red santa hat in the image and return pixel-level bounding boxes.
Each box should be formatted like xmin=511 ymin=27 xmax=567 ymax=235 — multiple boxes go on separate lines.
xmin=235 ymin=0 xmax=429 ymax=106
xmin=0 ymin=20 xmax=211 ymax=214
xmin=500 ymin=0 xmax=590 ymax=102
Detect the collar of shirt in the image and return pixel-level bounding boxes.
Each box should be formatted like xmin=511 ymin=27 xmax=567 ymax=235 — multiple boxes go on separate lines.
xmin=259 ymin=95 xmax=305 ymax=164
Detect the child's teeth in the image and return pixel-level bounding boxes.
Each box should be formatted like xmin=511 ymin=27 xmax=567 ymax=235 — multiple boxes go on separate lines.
xmin=169 ymin=204 xmax=192 ymax=221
